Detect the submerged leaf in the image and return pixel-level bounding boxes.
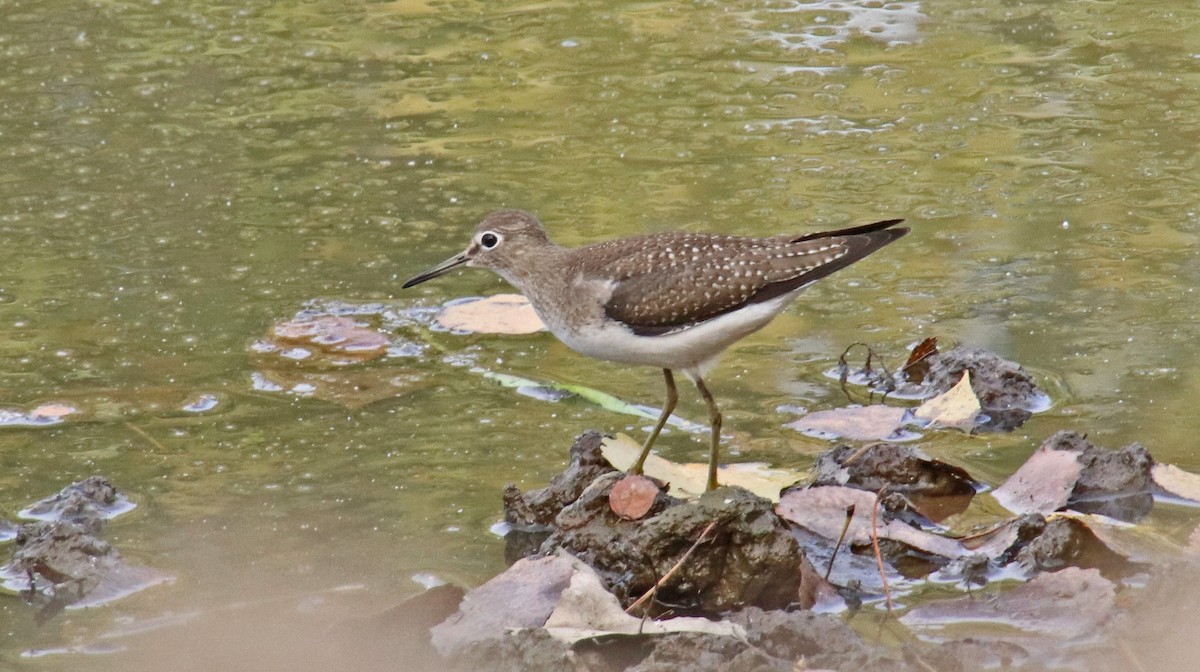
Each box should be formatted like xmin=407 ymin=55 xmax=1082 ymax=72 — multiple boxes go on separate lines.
xmin=784 ymin=405 xmax=914 ymax=442
xmin=901 ymin=567 xmax=1115 ymax=641
xmin=435 ymin=294 xmax=544 ymax=335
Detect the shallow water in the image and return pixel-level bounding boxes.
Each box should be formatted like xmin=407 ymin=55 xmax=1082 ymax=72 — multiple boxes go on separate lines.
xmin=1 ymin=0 xmax=1198 ymax=667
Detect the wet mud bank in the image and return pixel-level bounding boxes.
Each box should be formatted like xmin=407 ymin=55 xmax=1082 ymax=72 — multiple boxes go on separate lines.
xmin=400 ymin=420 xmax=1199 ymax=672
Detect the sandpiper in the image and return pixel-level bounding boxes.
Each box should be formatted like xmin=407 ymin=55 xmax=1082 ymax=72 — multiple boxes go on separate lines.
xmin=404 ymin=209 xmax=908 ymax=491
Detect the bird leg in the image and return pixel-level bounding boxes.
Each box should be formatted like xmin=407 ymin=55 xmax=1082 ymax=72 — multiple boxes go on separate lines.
xmin=630 ymin=368 xmax=677 ymax=476
xmin=693 ymin=377 xmax=723 ymax=491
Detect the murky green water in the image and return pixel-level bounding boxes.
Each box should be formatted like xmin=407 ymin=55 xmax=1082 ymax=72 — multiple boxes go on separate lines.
xmin=1 ymin=0 xmax=1198 ymax=667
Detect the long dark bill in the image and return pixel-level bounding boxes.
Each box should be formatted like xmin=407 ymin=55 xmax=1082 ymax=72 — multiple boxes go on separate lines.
xmin=402 ymin=251 xmax=470 ymax=288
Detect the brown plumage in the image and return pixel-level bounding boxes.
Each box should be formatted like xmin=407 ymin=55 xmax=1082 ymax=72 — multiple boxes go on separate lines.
xmin=592 ymin=220 xmax=906 ymax=335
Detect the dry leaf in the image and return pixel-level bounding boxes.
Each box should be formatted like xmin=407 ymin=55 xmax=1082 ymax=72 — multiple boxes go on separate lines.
xmin=902 ymin=337 xmax=939 ymax=384
xmin=609 ymin=475 xmax=660 ymax=520
xmin=543 ymin=554 xmax=746 ymax=644
xmin=784 ymin=405 xmax=913 ymax=441
xmin=600 ymin=434 xmax=802 ymax=501
xmin=1151 ymin=463 xmax=1200 ymax=503
xmin=901 ymin=567 xmax=1116 ymax=641
xmin=992 ymin=447 xmax=1084 ymax=515
xmin=776 ymin=485 xmax=968 ymax=559
xmin=913 ymin=370 xmax=981 ymax=429
xmin=1053 ymin=511 xmax=1181 ymax=563
xmin=435 ymin=294 xmax=544 ymax=335
xmin=429 ymin=554 xmax=576 ymax=656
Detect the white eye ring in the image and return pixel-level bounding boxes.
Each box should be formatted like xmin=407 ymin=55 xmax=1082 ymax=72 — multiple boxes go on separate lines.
xmin=479 ymin=231 xmax=502 ymax=249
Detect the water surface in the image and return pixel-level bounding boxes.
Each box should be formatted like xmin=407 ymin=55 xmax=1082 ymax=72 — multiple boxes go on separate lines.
xmin=1 ymin=0 xmax=1198 ymax=667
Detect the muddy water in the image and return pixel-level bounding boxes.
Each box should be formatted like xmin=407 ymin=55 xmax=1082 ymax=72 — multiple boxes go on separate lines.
xmin=1 ymin=0 xmax=1198 ymax=667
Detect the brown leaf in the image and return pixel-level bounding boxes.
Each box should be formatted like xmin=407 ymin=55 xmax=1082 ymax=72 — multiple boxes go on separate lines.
xmin=268 ymin=315 xmax=389 ymax=362
xmin=776 ymin=485 xmax=967 ymax=559
xmin=902 ymin=337 xmax=939 ymax=384
xmin=992 ymin=446 xmax=1083 ymax=515
xmin=901 ymin=567 xmax=1115 ymax=641
xmin=429 ymin=555 xmax=576 ymax=656
xmin=608 ymin=475 xmax=660 ymax=520
xmin=784 ymin=405 xmax=913 ymax=442
xmin=435 ymin=294 xmax=545 ymax=335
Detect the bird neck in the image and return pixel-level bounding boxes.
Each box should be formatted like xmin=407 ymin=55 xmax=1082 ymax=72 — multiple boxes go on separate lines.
xmin=492 ymin=241 xmax=572 ymax=301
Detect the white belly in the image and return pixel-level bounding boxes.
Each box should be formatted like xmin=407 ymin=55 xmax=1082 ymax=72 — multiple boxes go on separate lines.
xmin=537 ymin=291 xmax=801 ymax=377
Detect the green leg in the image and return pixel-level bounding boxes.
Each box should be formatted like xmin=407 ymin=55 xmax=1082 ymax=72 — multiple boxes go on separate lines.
xmin=694 ymin=377 xmax=723 ymax=491
xmin=631 ymin=368 xmax=677 ymax=475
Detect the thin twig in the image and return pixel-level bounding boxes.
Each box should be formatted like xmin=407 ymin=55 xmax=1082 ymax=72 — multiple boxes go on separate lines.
xmin=125 ymin=421 xmax=167 ymax=452
xmin=825 ymin=504 xmax=856 ymax=582
xmin=626 ymin=520 xmax=719 ymax=616
xmin=871 ymin=488 xmax=893 ymax=615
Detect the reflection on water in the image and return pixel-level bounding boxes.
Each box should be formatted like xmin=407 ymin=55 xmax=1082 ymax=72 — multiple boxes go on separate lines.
xmin=1 ymin=0 xmax=1199 ymax=666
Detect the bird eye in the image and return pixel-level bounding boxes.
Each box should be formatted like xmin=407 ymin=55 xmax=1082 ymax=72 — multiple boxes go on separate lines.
xmin=480 ymin=232 xmax=501 ymax=249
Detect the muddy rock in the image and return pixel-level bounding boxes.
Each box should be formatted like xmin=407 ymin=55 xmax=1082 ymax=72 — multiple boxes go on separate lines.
xmin=431 ymin=554 xmax=577 ymax=656
xmin=1 ymin=478 xmax=167 ymax=620
xmin=544 ymin=482 xmax=802 ymax=614
xmin=6 ymin=521 xmax=113 ymax=595
xmin=810 ymin=442 xmax=978 ymax=521
xmin=920 ymin=639 xmax=1031 ymax=671
xmin=1057 ymin=432 xmax=1154 ymax=522
xmin=730 ymin=607 xmax=901 ymax=668
xmin=1015 ymin=516 xmax=1137 ymax=577
xmin=628 ymin=632 xmax=788 ymax=672
xmin=925 ymin=346 xmax=1041 ymax=428
xmin=630 ymin=620 xmax=905 ymax=672
xmin=448 ymin=628 xmax=580 ymax=672
xmin=446 ymin=606 xmax=904 ymax=672
xmin=503 ymin=431 xmax=619 ymax=529
xmin=21 ymin=475 xmax=128 ymax=531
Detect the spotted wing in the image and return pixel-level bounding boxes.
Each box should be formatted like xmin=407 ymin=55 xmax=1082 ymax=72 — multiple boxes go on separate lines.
xmin=597 ymin=219 xmax=907 ymax=336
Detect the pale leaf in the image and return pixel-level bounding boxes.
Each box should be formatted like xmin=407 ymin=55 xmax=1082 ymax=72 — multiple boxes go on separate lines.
xmin=992 ymin=447 xmax=1083 ymax=515
xmin=913 ymin=370 xmax=981 ymax=429
xmin=435 ymin=294 xmax=544 ymax=334
xmin=600 ymin=433 xmax=802 ymax=501
xmin=1151 ymin=463 xmax=1200 ymax=503
xmin=784 ymin=405 xmax=914 ymax=441
xmin=543 ymin=554 xmax=745 ymax=644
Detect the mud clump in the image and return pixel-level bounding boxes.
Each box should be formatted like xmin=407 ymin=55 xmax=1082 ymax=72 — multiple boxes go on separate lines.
xmin=809 ymin=442 xmax=979 ymax=521
xmin=504 ymin=431 xmax=621 ymax=529
xmin=549 ymin=483 xmax=802 ymax=613
xmin=505 ymin=431 xmax=803 ymax=614
xmin=1052 ymin=431 xmax=1154 ymax=522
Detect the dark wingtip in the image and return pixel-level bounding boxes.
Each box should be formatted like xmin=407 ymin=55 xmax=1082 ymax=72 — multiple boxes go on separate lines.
xmin=794 ymin=218 xmax=907 ymax=241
